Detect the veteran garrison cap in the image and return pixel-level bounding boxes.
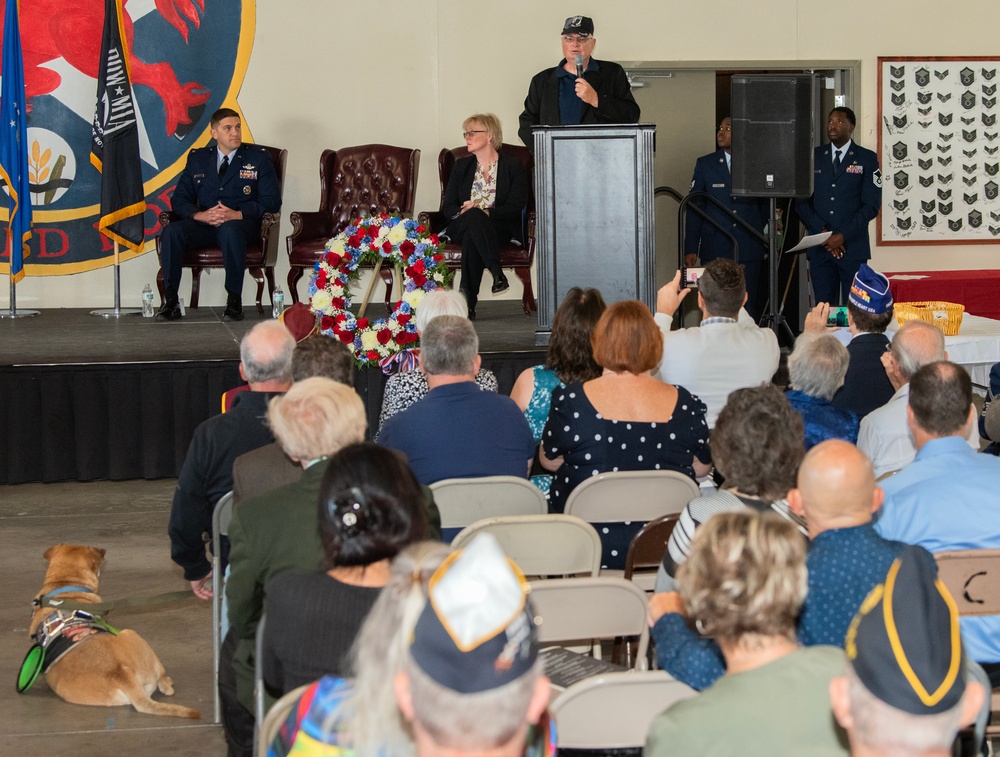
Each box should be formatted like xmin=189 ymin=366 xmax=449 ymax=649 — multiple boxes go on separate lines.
xmin=848 ymin=264 xmax=893 ymax=315
xmin=844 ymin=546 xmax=966 ymax=715
xmin=409 ymin=533 xmax=538 ymax=694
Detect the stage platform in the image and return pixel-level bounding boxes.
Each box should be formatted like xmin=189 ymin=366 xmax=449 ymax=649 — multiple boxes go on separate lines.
xmin=0 ymin=302 xmax=544 ymax=485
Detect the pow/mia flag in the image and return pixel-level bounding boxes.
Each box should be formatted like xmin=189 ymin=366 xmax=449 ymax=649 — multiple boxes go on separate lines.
xmin=91 ymin=0 xmax=146 ymax=253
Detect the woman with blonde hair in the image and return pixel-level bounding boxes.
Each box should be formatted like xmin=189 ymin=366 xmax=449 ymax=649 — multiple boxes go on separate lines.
xmin=441 ymin=113 xmax=528 ymax=319
xmin=645 ymin=511 xmax=848 ymax=755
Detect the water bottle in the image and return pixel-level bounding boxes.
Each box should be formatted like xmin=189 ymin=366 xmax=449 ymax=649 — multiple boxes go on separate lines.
xmin=272 ymin=286 xmax=285 ymax=319
xmin=141 ymin=283 xmax=155 ymax=318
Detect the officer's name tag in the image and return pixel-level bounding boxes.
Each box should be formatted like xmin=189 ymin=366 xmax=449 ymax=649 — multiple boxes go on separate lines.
xmin=239 ymin=169 xmax=258 ymax=180
xmin=846 ymin=165 xmax=864 ymax=174
xmin=712 ymin=183 xmax=725 ymax=188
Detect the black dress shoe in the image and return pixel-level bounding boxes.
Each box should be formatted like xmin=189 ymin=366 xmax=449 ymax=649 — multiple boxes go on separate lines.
xmin=155 ymin=300 xmax=182 ymax=321
xmin=491 ymin=271 xmax=510 ymax=295
xmin=468 ymin=307 xmax=477 ymax=321
xmin=223 ymin=295 xmax=244 ymax=321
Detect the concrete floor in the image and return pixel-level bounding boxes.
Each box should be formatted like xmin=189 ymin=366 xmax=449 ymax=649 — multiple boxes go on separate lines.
xmin=1 ymin=479 xmax=226 ymax=756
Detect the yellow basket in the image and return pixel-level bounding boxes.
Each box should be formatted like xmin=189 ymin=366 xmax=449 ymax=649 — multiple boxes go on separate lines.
xmin=894 ymin=301 xmax=964 ymax=336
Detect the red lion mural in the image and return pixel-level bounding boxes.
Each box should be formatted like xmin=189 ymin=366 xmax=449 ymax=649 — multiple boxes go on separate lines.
xmin=2 ymin=0 xmax=210 ymax=135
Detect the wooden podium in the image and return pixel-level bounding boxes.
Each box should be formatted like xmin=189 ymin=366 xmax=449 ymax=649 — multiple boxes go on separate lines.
xmin=532 ymin=124 xmax=656 ymax=346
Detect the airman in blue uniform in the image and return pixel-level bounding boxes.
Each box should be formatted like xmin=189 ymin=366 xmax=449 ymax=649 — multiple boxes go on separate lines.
xmin=686 ymin=117 xmax=768 ymax=319
xmin=157 ymin=108 xmax=281 ymax=321
xmin=796 ymin=107 xmax=882 ymax=305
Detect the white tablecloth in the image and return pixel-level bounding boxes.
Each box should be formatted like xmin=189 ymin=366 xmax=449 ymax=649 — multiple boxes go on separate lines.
xmin=888 ymin=313 xmax=1000 ymax=392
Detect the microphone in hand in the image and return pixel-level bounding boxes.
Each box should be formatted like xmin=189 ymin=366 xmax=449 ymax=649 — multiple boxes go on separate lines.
xmin=574 ymin=54 xmax=584 ymax=78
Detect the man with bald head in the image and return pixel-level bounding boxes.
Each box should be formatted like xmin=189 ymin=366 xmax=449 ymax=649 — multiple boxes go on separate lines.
xmin=788 ymin=440 xmax=912 ymax=647
xmin=858 ymin=321 xmax=978 ymax=478
xmin=648 ymin=439 xmax=909 ymax=691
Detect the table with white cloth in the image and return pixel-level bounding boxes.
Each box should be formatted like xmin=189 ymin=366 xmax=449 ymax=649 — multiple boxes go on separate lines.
xmin=830 ymin=314 xmax=1000 ymax=394
xmin=892 ymin=314 xmax=1000 ymax=392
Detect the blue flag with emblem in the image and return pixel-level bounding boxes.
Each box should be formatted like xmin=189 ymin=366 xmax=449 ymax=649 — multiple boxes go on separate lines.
xmin=91 ymin=0 xmax=146 ymax=253
xmin=0 ymin=0 xmax=32 ymax=283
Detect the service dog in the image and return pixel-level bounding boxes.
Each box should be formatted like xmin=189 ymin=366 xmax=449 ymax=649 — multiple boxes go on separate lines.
xmin=28 ymin=545 xmax=199 ymax=719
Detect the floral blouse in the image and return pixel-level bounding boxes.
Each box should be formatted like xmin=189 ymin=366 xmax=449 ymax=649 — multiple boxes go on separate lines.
xmin=470 ymin=160 xmax=498 ymax=210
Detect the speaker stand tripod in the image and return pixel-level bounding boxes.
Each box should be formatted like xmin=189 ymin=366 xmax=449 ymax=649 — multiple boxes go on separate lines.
xmin=758 ymin=197 xmax=797 ymax=346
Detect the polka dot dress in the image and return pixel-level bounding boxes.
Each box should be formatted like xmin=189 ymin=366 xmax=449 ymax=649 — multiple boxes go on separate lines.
xmin=542 ymin=382 xmax=710 ymax=515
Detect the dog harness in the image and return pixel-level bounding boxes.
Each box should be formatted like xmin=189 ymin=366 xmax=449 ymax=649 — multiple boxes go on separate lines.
xmin=32 ymin=609 xmax=114 ymax=672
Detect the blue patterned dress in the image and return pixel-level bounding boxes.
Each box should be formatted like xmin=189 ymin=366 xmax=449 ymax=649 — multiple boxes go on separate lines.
xmin=523 ymin=366 xmax=562 ymax=496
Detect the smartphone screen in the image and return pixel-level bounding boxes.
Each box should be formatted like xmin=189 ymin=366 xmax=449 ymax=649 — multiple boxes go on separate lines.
xmin=683 ymin=266 xmax=705 ymax=288
xmin=826 ymin=306 xmax=849 ymax=327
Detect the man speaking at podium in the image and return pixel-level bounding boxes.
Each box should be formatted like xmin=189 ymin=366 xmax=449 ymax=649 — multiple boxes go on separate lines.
xmin=518 ymin=16 xmax=640 ymax=149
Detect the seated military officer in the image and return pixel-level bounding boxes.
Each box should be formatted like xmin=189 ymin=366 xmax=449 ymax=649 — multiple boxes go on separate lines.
xmin=157 ymin=107 xmax=281 ymax=321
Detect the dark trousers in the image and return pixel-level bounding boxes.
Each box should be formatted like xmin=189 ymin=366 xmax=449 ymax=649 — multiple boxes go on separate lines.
xmin=448 ymin=208 xmax=508 ymax=310
xmin=808 ymin=251 xmax=864 ymax=306
xmin=159 ymin=217 xmax=258 ymax=297
xmin=219 ymin=629 xmax=254 ymax=757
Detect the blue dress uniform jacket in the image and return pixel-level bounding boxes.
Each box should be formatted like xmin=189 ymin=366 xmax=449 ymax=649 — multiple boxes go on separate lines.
xmin=796 ymin=142 xmax=882 ymax=304
xmin=686 ymin=149 xmax=768 ymax=264
xmin=160 ymin=143 xmax=281 ymax=297
xmin=171 ymin=143 xmax=280 ymax=224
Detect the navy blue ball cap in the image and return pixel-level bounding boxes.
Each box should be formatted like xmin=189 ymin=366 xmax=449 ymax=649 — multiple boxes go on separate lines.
xmin=561 ymin=16 xmax=594 ymax=36
xmin=845 ymin=545 xmax=965 ymax=715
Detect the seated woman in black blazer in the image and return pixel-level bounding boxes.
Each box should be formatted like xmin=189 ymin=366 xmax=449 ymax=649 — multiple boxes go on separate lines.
xmin=443 ymin=113 xmax=528 ymax=319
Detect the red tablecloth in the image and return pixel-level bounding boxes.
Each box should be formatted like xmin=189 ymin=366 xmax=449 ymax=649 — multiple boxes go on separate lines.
xmin=884 ymin=270 xmax=1000 ymax=321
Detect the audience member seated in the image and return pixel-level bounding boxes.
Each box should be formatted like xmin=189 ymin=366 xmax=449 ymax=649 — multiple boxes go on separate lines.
xmin=828 ymin=264 xmax=896 ymax=417
xmin=653 ymin=258 xmax=779 ymax=428
xmin=978 ymin=361 xmax=1000 ymax=455
xmin=379 ymin=316 xmax=535 ymax=485
xmin=223 ymin=378 xmax=368 ymax=756
xmin=233 ymin=334 xmax=356 ymax=504
xmin=169 ymin=320 xmax=295 ymax=600
xmin=442 ymin=113 xmax=527 ymax=319
xmin=262 ymin=444 xmax=428 ymax=697
xmin=221 ymin=302 xmax=318 ymax=413
xmin=268 ymin=541 xmax=452 ymax=757
xmin=510 ymin=286 xmax=606 ymax=495
xmin=858 ymin=320 xmax=978 ymax=479
xmin=542 ymin=300 xmax=711 ymax=514
xmin=541 ymin=300 xmax=710 ymax=570
xmin=395 ymin=534 xmax=553 ymax=757
xmin=786 ymin=333 xmax=858 ymax=449
xmin=376 ymin=289 xmax=498 ymax=438
xmin=644 ymin=511 xmax=849 ymax=756
xmin=875 ymin=361 xmax=1000 ymax=686
xmin=830 ymin=546 xmax=985 ymax=757
xmin=655 ymin=384 xmax=806 ymax=594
